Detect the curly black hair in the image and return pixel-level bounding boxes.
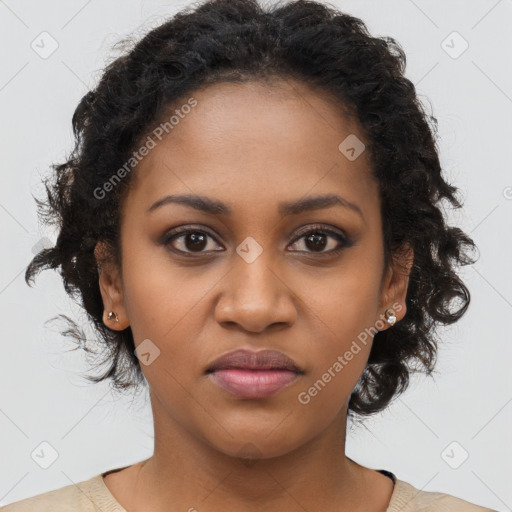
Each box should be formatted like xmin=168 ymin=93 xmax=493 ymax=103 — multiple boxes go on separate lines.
xmin=25 ymin=0 xmax=478 ymax=417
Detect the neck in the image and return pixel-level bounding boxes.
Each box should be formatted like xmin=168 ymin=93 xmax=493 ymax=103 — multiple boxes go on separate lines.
xmin=122 ymin=392 xmax=373 ymax=512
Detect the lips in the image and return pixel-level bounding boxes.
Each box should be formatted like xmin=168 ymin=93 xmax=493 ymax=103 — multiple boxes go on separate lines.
xmin=206 ymin=348 xmax=303 ymax=373
xmin=206 ymin=348 xmax=304 ymax=399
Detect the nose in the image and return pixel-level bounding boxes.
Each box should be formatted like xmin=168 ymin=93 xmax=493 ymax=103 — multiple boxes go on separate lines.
xmin=214 ymin=251 xmax=297 ymax=334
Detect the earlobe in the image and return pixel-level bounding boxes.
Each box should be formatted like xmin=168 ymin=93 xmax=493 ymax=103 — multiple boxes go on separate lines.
xmin=94 ymin=242 xmax=130 ymax=330
xmin=384 ymin=308 xmax=397 ymax=326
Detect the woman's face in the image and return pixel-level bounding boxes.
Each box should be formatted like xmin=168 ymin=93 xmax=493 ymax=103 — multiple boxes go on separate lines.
xmin=97 ymin=79 xmax=411 ymax=458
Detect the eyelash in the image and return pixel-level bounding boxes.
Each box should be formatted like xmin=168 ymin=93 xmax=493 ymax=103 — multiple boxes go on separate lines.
xmin=161 ymin=224 xmax=352 ymax=258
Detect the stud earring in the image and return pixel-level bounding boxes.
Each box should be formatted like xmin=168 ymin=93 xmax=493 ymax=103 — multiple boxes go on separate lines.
xmin=385 ymin=308 xmax=397 ymax=326
xmin=107 ymin=311 xmax=118 ymax=323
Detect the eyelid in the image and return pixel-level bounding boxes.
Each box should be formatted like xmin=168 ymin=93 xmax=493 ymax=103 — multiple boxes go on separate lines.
xmin=290 ymin=223 xmax=348 ymax=243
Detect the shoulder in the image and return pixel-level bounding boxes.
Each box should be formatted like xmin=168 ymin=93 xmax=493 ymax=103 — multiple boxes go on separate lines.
xmin=0 ymin=474 xmax=121 ymax=512
xmin=389 ymin=478 xmax=497 ymax=512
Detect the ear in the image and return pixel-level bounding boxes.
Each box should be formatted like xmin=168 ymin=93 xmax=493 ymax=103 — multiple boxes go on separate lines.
xmin=94 ymin=241 xmax=130 ymax=330
xmin=378 ymin=243 xmax=414 ymax=329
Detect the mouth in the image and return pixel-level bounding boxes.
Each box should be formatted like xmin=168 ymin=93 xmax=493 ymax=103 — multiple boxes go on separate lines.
xmin=205 ymin=348 xmax=304 ymax=399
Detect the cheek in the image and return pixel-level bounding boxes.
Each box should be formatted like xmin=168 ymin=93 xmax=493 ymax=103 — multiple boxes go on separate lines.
xmin=294 ymin=265 xmax=380 ymax=404
xmin=294 ymin=308 xmax=373 ymax=427
xmin=304 ymin=260 xmax=382 ymax=344
xmin=120 ymin=242 xmax=220 ymax=377
xmin=120 ymin=240 xmax=186 ymax=341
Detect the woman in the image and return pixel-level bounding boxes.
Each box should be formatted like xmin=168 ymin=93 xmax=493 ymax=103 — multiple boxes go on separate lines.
xmin=2 ymin=0 xmax=496 ymax=510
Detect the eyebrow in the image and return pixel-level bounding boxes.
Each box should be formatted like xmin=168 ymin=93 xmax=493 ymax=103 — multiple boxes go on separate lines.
xmin=146 ymin=193 xmax=364 ymax=220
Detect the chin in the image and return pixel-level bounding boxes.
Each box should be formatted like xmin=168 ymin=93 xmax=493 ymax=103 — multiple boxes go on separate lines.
xmin=204 ymin=429 xmax=307 ymax=462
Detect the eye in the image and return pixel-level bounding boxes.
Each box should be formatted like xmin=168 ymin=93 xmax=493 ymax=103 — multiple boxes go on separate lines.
xmin=161 ymin=224 xmax=352 ymax=257
xmin=288 ymin=225 xmax=351 ymax=256
xmin=161 ymin=226 xmax=223 ymax=255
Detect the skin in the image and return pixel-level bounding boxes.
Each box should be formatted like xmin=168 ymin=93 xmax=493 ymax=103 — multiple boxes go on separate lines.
xmin=95 ymin=78 xmax=413 ymax=512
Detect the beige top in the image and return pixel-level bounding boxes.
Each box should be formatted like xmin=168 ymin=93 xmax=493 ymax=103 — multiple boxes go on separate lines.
xmin=0 ymin=467 xmax=496 ymax=511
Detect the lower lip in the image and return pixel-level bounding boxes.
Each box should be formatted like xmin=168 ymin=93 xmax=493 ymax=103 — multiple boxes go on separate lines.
xmin=208 ymin=369 xmax=300 ymax=399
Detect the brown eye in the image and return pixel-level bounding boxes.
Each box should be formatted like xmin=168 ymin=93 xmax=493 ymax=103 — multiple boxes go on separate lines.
xmin=178 ymin=231 xmax=208 ymax=252
xmin=288 ymin=227 xmax=349 ymax=255
xmin=161 ymin=224 xmax=353 ymax=258
xmin=162 ymin=228 xmax=223 ymax=254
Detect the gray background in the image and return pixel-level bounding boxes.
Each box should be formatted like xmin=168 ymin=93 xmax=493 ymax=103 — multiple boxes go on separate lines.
xmin=1 ymin=0 xmax=511 ymax=510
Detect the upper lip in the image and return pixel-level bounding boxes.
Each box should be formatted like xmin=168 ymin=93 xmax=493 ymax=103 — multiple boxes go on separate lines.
xmin=206 ymin=348 xmax=303 ymax=373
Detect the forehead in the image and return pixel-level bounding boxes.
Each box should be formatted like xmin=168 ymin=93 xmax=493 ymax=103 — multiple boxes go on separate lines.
xmin=126 ymin=79 xmax=379 ymax=220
